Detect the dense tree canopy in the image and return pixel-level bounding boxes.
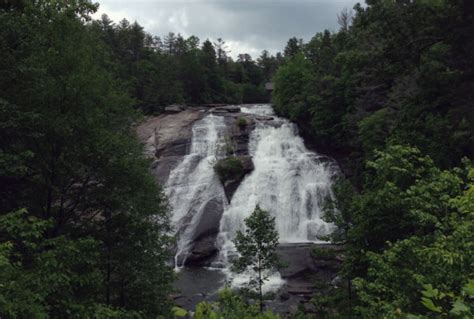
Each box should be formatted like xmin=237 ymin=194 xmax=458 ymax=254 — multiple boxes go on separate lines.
xmin=273 ymin=0 xmax=474 ymax=317
xmin=0 ymin=1 xmax=173 ymax=317
xmin=273 ymin=0 xmax=474 ymax=177
xmin=90 ymin=14 xmax=281 ymax=113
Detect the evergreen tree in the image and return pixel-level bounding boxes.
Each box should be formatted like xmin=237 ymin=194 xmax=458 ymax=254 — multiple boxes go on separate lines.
xmin=283 ymin=37 xmax=302 ymax=58
xmin=232 ymin=205 xmax=280 ymax=312
xmin=163 ymin=32 xmax=177 ymax=55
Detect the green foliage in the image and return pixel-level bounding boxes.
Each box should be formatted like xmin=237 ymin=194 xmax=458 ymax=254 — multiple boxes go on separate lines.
xmin=339 ymin=151 xmax=472 ymax=317
xmin=232 ymin=206 xmax=280 ymax=312
xmin=307 ymin=284 xmax=352 ymax=319
xmin=241 ymin=83 xmax=268 ymax=103
xmin=214 ymin=156 xmax=244 ymax=182
xmin=193 ymin=289 xmax=280 ymax=319
xmin=321 ymin=144 xmax=473 ymax=317
xmin=273 ymin=0 xmax=474 ymax=172
xmin=358 ymin=108 xmax=393 ymax=153
xmin=272 ymin=53 xmax=313 ymax=122
xmin=236 ymin=117 xmax=248 ymax=129
xmin=91 ymin=17 xmax=279 ymax=113
xmin=172 ymin=306 xmax=188 ymax=317
xmin=0 ymin=1 xmax=173 ymax=317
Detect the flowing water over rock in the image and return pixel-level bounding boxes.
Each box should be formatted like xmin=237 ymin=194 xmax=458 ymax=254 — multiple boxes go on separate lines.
xmin=164 ymin=114 xmax=228 ymax=267
xmin=215 ymin=104 xmax=336 ymax=290
xmin=157 ymin=104 xmax=339 ymax=311
xmin=219 ymin=105 xmax=334 ymax=243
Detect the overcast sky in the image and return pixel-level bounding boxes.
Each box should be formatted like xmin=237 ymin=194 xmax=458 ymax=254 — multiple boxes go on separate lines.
xmin=93 ymin=0 xmax=360 ymax=59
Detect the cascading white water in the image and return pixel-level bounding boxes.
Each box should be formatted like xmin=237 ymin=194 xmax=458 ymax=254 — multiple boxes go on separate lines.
xmin=216 ymin=104 xmax=336 ymax=291
xmin=165 ymin=114 xmax=228 ymax=267
xmin=165 ymin=104 xmax=336 ymax=288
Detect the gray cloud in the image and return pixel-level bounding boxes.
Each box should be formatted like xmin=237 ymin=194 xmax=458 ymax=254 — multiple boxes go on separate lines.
xmin=93 ymin=0 xmax=359 ymax=58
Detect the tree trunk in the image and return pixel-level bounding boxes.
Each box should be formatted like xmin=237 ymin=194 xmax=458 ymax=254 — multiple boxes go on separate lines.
xmin=259 ymin=273 xmax=263 ymax=312
xmin=106 ymin=211 xmax=112 ymax=305
xmin=348 ymin=277 xmax=352 ymax=318
xmin=258 ymin=259 xmax=263 ymax=313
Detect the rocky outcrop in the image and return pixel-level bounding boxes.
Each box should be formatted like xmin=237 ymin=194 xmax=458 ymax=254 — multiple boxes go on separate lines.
xmin=173 ymin=243 xmax=344 ymax=316
xmin=277 ymin=243 xmax=343 ymax=300
xmin=224 ymin=114 xmax=256 ymax=156
xmin=214 ymin=155 xmax=254 ymax=202
xmin=164 ymin=104 xmax=185 ymax=114
xmin=213 ymin=105 xmax=241 ymax=113
xmin=136 ymin=109 xmax=204 ymax=183
xmin=184 ymin=235 xmax=219 ymax=267
xmin=137 ymin=105 xmax=262 ymax=267
xmin=137 ymin=105 xmax=260 ymax=189
xmin=137 ymin=105 xmax=284 ymax=267
xmin=191 ymin=198 xmax=224 ymax=242
xmin=183 ymin=197 xmax=225 ymax=266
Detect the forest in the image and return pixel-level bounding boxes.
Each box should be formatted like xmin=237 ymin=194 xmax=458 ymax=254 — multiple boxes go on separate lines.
xmin=0 ymin=0 xmax=473 ymax=318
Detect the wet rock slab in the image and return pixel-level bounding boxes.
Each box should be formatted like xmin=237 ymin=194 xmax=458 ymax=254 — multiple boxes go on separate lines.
xmin=277 ymin=243 xmax=343 ymax=296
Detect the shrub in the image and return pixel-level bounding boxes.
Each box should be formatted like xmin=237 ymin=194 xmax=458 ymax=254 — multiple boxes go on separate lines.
xmin=214 ymin=157 xmax=244 ymax=182
xmin=236 ymin=117 xmax=248 ymax=129
xmin=193 ymin=289 xmax=280 ymax=319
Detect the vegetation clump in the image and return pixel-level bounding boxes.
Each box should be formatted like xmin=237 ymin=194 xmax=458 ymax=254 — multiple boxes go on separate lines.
xmin=214 ymin=156 xmax=244 ymax=182
xmin=193 ymin=289 xmax=280 ymax=319
xmin=236 ymin=116 xmax=248 ymax=129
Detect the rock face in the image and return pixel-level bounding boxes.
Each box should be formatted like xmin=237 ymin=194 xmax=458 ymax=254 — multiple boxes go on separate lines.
xmin=136 ymin=105 xmax=259 ymax=191
xmin=277 ymin=243 xmax=343 ymax=298
xmin=184 ymin=235 xmax=219 ymax=267
xmin=184 ymin=197 xmax=225 ymax=266
xmin=164 ymin=104 xmax=185 ymax=114
xmin=217 ymin=155 xmax=254 ymax=202
xmin=225 ymin=114 xmax=256 ymax=156
xmin=136 ymin=109 xmax=204 ymax=184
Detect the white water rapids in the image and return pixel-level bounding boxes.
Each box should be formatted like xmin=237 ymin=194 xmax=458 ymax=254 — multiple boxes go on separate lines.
xmin=165 ymin=104 xmax=336 ymax=290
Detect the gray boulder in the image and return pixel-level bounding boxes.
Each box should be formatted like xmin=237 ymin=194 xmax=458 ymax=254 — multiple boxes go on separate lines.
xmin=184 ymin=235 xmax=218 ymax=267
xmin=164 ymin=104 xmax=185 ymax=113
xmin=184 ymin=198 xmax=226 ymax=266
xmin=213 ymin=105 xmax=241 ymax=113
xmin=136 ymin=109 xmax=203 ymax=159
xmin=150 ymin=156 xmax=183 ymax=185
xmin=192 ymin=198 xmax=225 ymax=241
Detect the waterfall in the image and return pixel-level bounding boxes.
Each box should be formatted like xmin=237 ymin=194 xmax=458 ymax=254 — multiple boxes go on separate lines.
xmin=215 ymin=104 xmax=336 ymax=291
xmin=164 ymin=104 xmax=337 ymax=285
xmin=165 ymin=114 xmax=228 ymax=268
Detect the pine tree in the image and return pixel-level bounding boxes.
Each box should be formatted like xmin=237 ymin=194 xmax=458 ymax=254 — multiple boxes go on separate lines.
xmin=232 ymin=205 xmax=280 ymax=312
